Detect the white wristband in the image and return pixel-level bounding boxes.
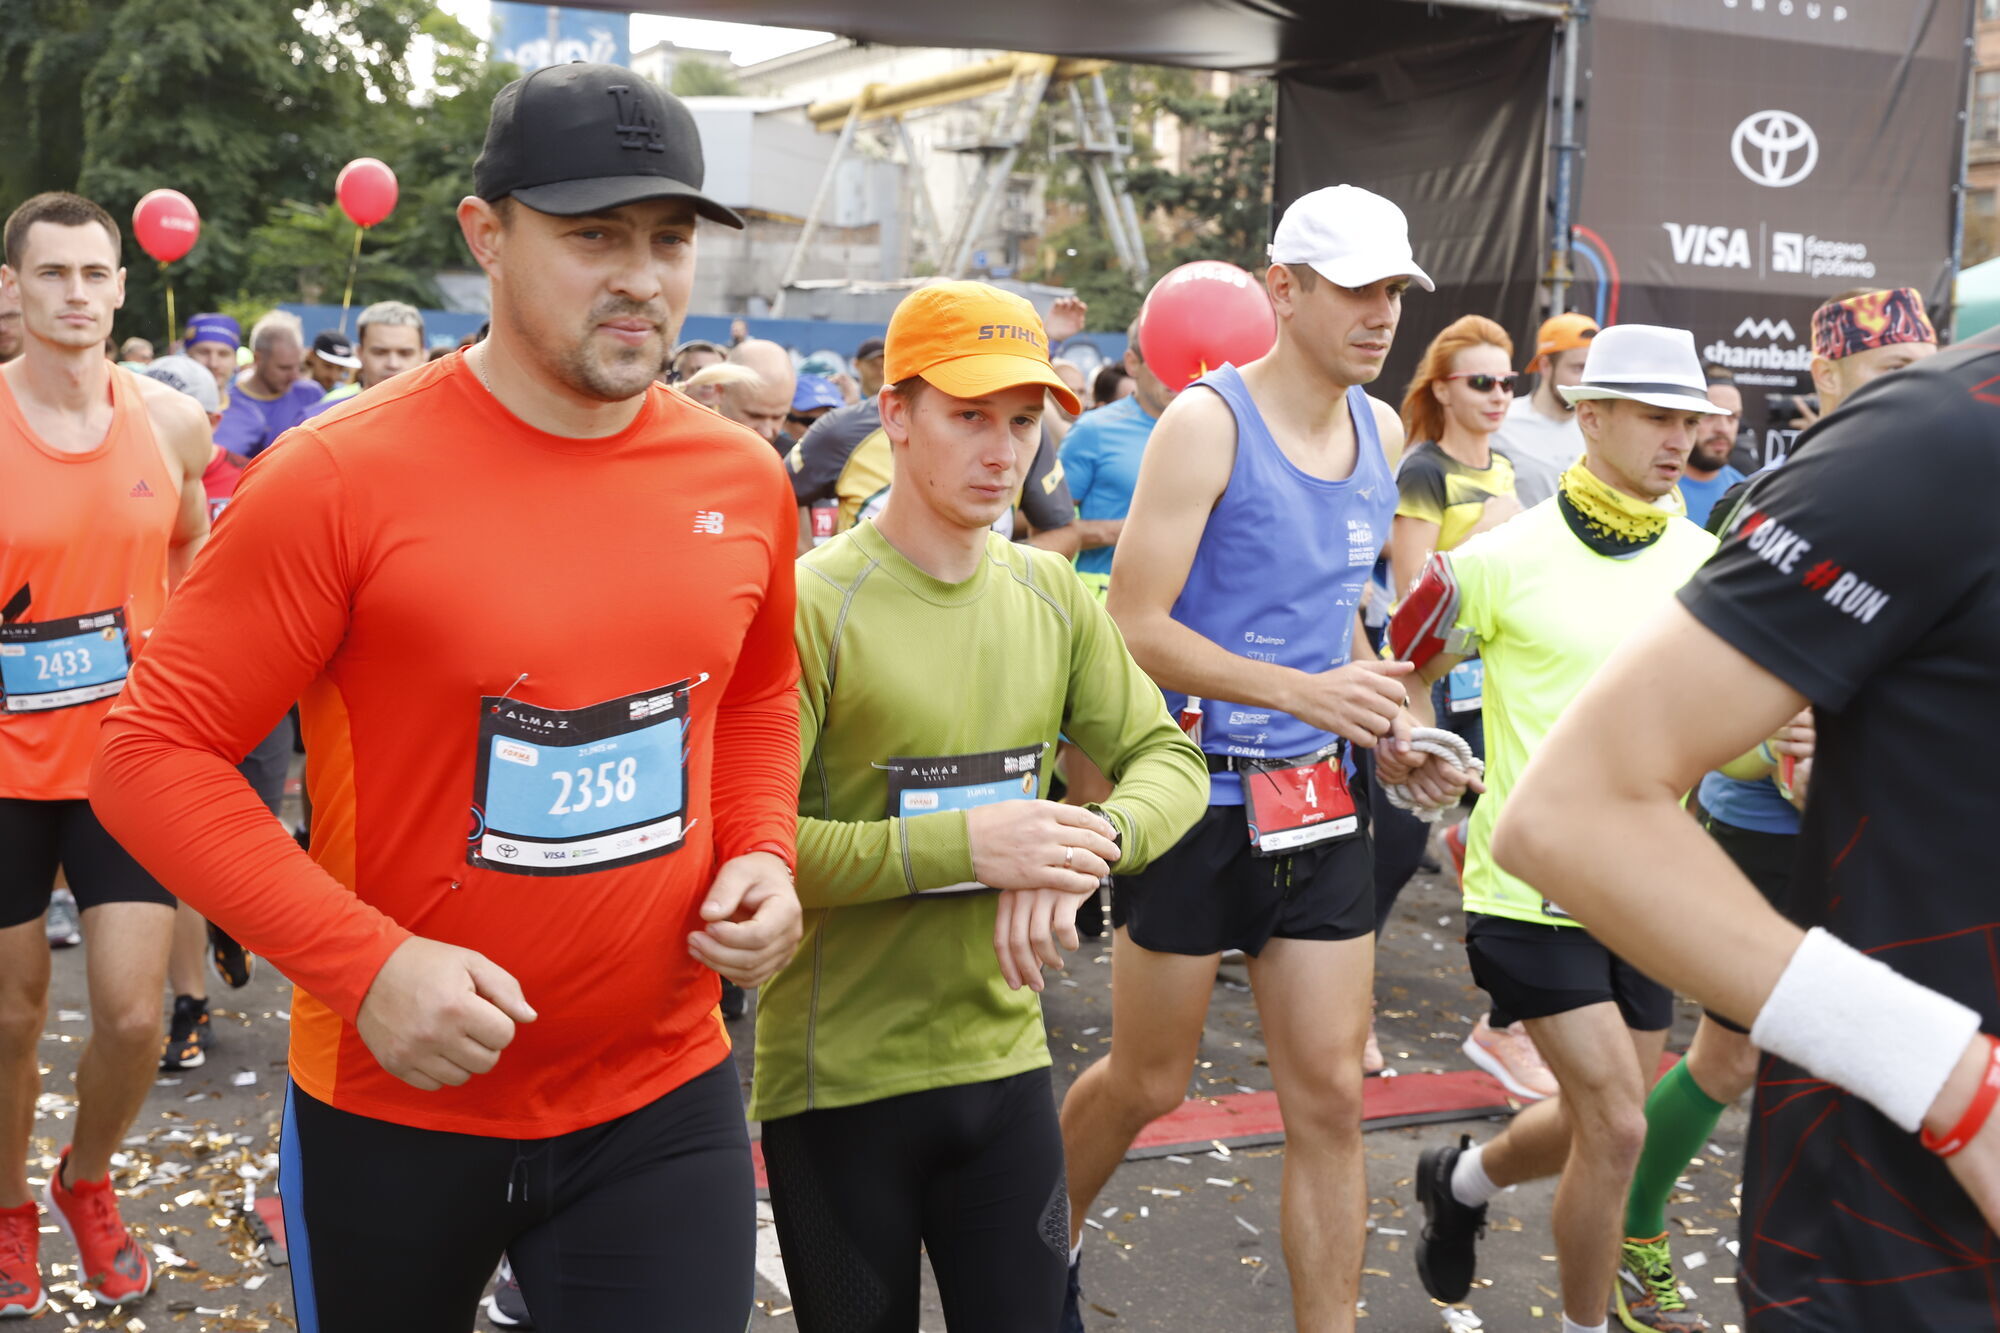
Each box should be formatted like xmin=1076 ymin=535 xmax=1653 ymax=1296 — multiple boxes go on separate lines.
xmin=1750 ymin=927 xmax=1982 ymax=1133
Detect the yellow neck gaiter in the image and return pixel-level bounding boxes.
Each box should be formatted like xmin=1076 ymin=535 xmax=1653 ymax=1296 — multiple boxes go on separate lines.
xmin=1556 ymin=458 xmax=1684 ymax=557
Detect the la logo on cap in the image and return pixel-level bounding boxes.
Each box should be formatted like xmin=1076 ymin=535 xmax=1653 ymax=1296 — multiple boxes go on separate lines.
xmin=609 ymin=86 xmax=665 ymax=153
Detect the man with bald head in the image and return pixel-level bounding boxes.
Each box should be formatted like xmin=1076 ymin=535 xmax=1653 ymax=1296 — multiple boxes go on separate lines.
xmin=719 ymin=338 xmax=795 ymax=451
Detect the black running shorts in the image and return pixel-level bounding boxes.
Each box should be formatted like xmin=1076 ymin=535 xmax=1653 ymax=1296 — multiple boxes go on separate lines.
xmin=760 ymin=1068 xmax=1069 ymax=1333
xmin=1700 ymin=815 xmax=1795 ymax=1036
xmin=279 ymin=1057 xmax=754 ymax=1333
xmin=1111 ymin=793 xmax=1374 ymax=957
xmin=0 ymin=797 xmax=174 ymax=929
xmin=1465 ymin=912 xmax=1673 ymax=1032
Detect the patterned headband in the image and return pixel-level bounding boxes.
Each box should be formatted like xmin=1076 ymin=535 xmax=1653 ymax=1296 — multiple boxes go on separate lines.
xmin=1810 ymin=287 xmax=1936 ymax=361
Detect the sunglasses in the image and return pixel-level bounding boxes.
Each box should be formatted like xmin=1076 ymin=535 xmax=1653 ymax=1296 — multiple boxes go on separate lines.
xmin=1444 ymin=372 xmax=1519 ymax=393
xmin=787 ymin=413 xmax=820 ymax=428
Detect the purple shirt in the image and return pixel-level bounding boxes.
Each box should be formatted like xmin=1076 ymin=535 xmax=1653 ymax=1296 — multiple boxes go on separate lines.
xmin=214 ymin=379 xmax=325 ymax=459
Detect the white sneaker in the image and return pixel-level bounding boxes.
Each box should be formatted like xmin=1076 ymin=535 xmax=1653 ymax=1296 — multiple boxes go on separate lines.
xmin=45 ymin=890 xmax=81 ymax=949
xmin=1462 ymin=1014 xmax=1558 ymax=1101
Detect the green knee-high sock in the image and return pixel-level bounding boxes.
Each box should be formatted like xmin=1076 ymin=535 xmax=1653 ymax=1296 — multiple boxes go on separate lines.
xmin=1624 ymin=1059 xmax=1729 ymax=1239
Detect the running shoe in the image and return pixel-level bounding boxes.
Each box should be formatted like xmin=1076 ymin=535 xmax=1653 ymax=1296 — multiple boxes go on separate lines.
xmin=207 ymin=921 xmax=254 ymax=989
xmin=720 ymin=979 xmax=748 ymax=1020
xmin=1058 ymin=1252 xmax=1085 ymax=1333
xmin=1413 ymin=1135 xmax=1487 ymax=1304
xmin=1441 ymin=821 xmax=1468 ymax=883
xmin=45 ymin=890 xmax=81 ymax=949
xmin=160 ymin=995 xmax=210 ymax=1072
xmin=1614 ymin=1234 xmax=1710 ymax=1331
xmin=44 ymin=1150 xmax=151 ymax=1305
xmin=1462 ymin=1014 xmax=1558 ymax=1101
xmin=0 ymin=1200 xmax=45 ymax=1319
xmin=484 ymin=1256 xmax=533 ymax=1328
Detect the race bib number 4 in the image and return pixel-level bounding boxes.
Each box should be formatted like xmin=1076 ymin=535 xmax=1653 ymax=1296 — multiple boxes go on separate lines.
xmin=1241 ymin=744 xmax=1358 ymax=857
xmin=468 ymin=681 xmax=694 ymax=877
xmin=882 ymin=743 xmax=1043 ymax=893
xmin=0 ymin=608 xmax=132 ymax=713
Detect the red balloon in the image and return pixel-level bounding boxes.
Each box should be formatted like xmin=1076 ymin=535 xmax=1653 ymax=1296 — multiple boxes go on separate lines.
xmin=1138 ymin=261 xmax=1276 ymax=389
xmin=132 ymin=189 xmax=200 ymax=264
xmin=336 ymin=158 xmax=399 ymax=229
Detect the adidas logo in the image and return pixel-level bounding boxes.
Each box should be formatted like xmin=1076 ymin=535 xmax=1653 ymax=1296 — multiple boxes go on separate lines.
xmin=129 ymin=480 xmax=155 ymax=498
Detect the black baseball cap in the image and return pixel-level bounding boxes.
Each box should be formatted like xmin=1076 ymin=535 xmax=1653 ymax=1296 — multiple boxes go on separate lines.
xmin=853 ymin=337 xmax=886 ymax=362
xmin=311 ymin=331 xmax=360 ymax=368
xmin=474 ymin=62 xmax=744 ymax=228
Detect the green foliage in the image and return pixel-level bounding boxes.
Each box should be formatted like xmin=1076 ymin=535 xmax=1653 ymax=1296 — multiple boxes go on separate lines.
xmin=0 ymin=0 xmax=508 ymax=342
xmin=1027 ymin=72 xmax=1276 ymax=330
xmin=671 ymin=56 xmax=739 ymax=98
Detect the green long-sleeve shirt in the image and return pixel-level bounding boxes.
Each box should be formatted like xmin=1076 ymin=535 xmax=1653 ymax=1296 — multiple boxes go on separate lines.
xmin=749 ymin=521 xmax=1206 ymax=1121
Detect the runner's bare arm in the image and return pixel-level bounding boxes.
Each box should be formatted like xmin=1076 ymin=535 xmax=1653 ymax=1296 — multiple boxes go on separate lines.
xmin=138 ymin=377 xmax=212 ymax=587
xmin=1024 ymin=520 xmax=1082 ymax=558
xmin=1494 ymin=601 xmax=2000 ymax=1224
xmin=1108 ymin=387 xmax=1412 ymax=748
xmin=1388 ymin=515 xmax=1439 ymax=602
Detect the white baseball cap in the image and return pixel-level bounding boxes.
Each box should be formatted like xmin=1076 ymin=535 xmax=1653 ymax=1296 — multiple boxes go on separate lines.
xmin=142 ymin=354 xmax=221 ymax=416
xmin=1558 ymin=324 xmax=1727 ymax=414
xmin=1268 ymin=185 xmax=1434 ymax=293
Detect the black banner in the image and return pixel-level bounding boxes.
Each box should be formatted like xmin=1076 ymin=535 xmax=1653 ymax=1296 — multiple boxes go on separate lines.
xmin=1275 ymin=23 xmax=1556 ymax=415
xmin=1573 ymin=0 xmax=1972 ymax=467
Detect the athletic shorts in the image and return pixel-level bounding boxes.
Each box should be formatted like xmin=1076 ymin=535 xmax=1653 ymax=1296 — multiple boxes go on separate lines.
xmin=240 ymin=716 xmax=293 ymax=818
xmin=279 ymin=1058 xmax=754 ymax=1333
xmin=760 ymin=1068 xmax=1068 ymax=1333
xmin=0 ymin=798 xmax=174 ymax=930
xmin=1700 ymin=815 xmax=1794 ymax=1036
xmin=1465 ymin=912 xmax=1673 ymax=1032
xmin=1110 ymin=792 xmax=1374 ymax=957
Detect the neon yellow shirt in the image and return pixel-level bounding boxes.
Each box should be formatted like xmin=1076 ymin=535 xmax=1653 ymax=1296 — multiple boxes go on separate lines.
xmin=1447 ymin=501 xmax=1716 ymax=926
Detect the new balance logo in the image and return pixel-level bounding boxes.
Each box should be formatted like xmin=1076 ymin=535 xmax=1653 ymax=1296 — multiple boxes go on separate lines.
xmin=1733 ymin=318 xmax=1796 ymax=341
xmin=129 ymin=480 xmax=155 ymax=498
xmin=693 ymin=511 xmax=725 ymax=535
xmin=608 ymin=87 xmax=665 ymax=153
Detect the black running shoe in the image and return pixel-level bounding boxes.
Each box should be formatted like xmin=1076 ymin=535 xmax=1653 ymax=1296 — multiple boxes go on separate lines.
xmin=484 ymin=1257 xmax=532 ymax=1328
xmin=1414 ymin=1134 xmax=1487 ymax=1303
xmin=160 ymin=995 xmax=210 ymax=1072
xmin=207 ymin=921 xmax=254 ymax=989
xmin=1058 ymin=1252 xmax=1085 ymax=1333
xmin=720 ymin=979 xmax=748 ymax=1020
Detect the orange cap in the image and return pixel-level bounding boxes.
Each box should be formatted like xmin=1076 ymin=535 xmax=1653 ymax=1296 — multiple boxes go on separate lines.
xmin=1527 ymin=312 xmax=1599 ymax=373
xmin=884 ymin=281 xmax=1083 ymax=415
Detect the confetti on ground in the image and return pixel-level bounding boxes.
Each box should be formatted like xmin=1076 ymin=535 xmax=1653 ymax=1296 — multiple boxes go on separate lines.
xmin=1235 ymin=1215 xmax=1260 ymax=1235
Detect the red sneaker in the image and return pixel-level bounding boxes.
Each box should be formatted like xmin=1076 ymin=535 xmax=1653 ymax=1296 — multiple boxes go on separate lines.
xmin=44 ymin=1151 xmax=150 ymax=1304
xmin=1442 ymin=821 xmax=1468 ymax=884
xmin=0 ymin=1200 xmax=45 ymax=1319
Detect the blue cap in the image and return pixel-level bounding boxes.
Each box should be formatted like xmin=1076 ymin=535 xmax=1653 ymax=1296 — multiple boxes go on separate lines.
xmin=186 ymin=313 xmax=241 ymax=350
xmin=792 ymin=375 xmax=843 ymax=412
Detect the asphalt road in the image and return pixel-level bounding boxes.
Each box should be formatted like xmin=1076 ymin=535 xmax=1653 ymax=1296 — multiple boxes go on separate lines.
xmin=22 ymin=843 xmax=1751 ymax=1333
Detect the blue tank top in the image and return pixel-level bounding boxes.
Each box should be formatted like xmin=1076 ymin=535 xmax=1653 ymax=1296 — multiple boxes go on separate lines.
xmin=1162 ymin=364 xmax=1397 ymax=805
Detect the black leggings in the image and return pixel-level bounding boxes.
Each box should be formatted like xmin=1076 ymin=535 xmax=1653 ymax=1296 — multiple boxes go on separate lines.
xmin=760 ymin=1068 xmax=1070 ymax=1333
xmin=279 ymin=1059 xmax=754 ymax=1333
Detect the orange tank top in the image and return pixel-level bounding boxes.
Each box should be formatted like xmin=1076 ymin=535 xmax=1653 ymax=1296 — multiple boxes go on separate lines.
xmin=0 ymin=366 xmax=176 ymax=799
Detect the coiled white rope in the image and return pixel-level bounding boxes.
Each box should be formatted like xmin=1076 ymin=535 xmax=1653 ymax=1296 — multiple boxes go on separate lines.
xmin=1380 ymin=727 xmax=1484 ymax=822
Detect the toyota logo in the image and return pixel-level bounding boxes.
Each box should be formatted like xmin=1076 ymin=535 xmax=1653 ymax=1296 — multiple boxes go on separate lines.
xmin=1732 ymin=110 xmax=1818 ymax=188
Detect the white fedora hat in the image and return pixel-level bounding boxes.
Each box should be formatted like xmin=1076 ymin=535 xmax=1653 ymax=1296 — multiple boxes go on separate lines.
xmin=1558 ymin=324 xmax=1727 ymax=414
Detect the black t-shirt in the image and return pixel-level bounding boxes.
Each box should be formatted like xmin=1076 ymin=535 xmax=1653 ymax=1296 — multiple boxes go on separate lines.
xmin=1678 ymin=340 xmax=2000 ymax=1330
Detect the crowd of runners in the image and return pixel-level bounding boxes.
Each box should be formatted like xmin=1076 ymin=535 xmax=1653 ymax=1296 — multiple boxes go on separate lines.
xmin=3 ymin=58 xmax=1997 ymax=1333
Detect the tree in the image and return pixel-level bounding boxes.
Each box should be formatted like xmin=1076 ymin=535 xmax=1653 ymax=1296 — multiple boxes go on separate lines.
xmin=671 ymin=56 xmax=740 ymax=98
xmin=1026 ymin=71 xmax=1276 ymax=329
xmin=1 ymin=0 xmax=506 ymax=342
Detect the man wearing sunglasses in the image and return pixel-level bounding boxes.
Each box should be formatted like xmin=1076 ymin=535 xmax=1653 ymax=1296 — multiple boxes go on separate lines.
xmin=1496 ymin=312 xmax=1598 ymax=508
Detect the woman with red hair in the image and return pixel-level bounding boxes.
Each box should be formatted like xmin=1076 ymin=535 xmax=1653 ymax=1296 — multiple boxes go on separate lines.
xmin=1389 ymin=315 xmax=1523 ymax=597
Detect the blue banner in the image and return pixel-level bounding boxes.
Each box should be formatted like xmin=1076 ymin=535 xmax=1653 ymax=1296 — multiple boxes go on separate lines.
xmin=490 ymin=3 xmax=629 ymax=73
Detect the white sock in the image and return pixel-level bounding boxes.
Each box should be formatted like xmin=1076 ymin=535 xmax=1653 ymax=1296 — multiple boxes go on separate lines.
xmin=1449 ymin=1140 xmax=1503 ymax=1208
xmin=1068 ymin=1236 xmax=1082 ymax=1266
xmin=1561 ymin=1318 xmax=1608 ymax=1333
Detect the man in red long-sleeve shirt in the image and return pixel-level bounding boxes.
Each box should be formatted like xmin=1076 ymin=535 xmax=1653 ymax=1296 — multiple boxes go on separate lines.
xmin=90 ymin=64 xmax=803 ymax=1333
